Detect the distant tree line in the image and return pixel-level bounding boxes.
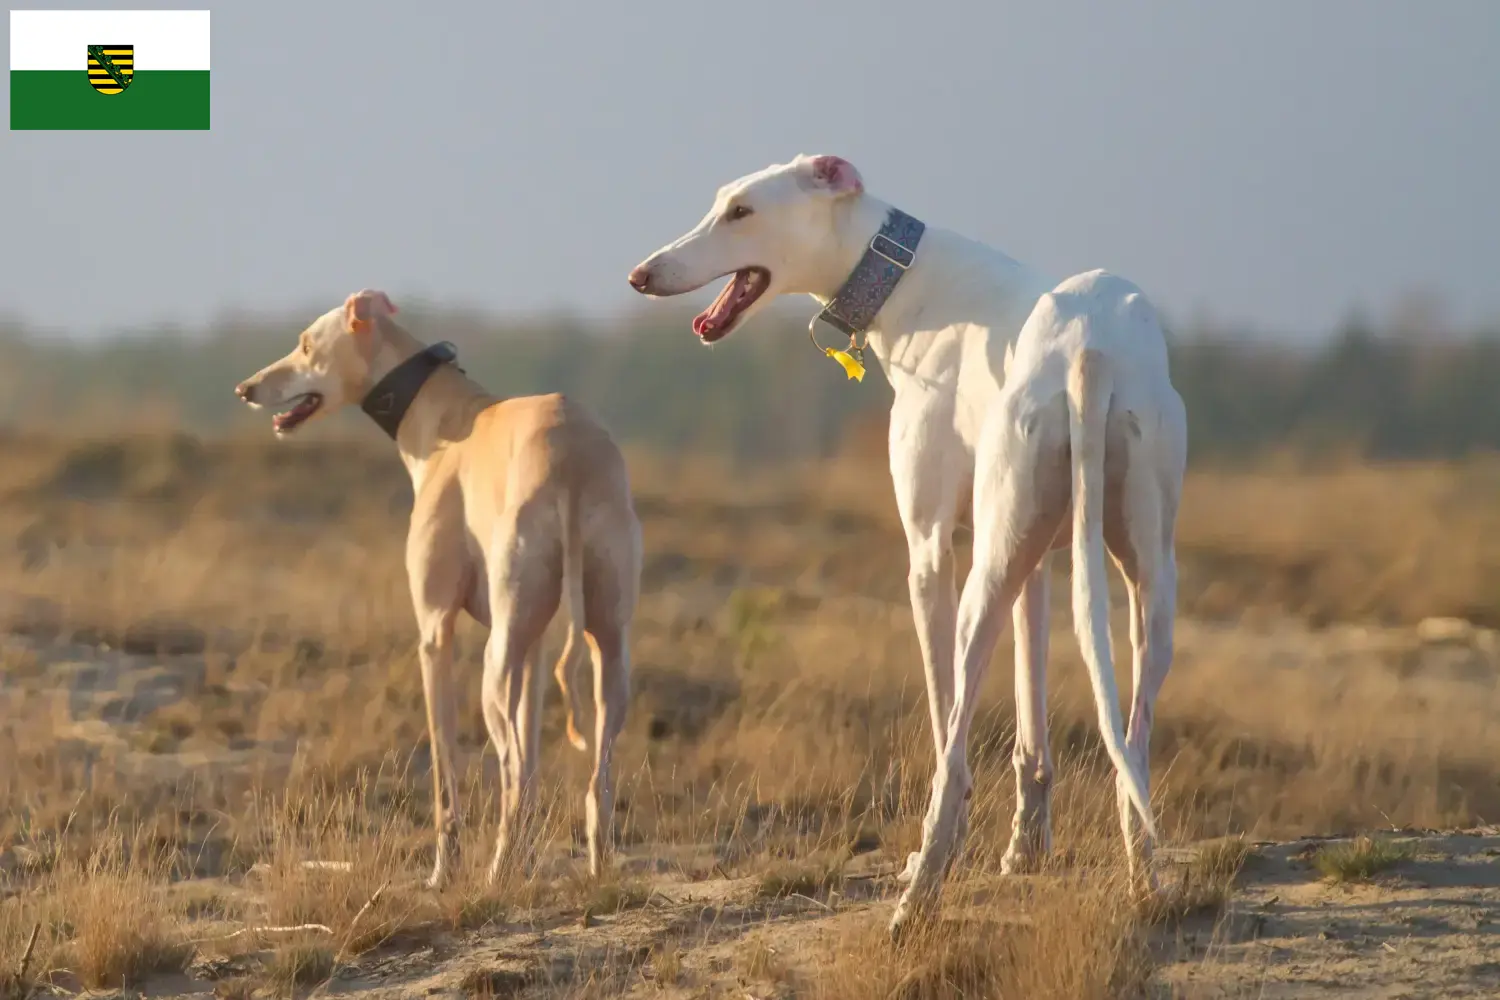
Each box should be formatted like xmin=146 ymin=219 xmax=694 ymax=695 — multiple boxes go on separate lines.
xmin=0 ymin=300 xmax=1496 ymax=465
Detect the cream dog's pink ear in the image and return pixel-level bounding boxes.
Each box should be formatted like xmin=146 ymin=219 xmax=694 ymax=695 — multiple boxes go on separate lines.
xmin=344 ymin=289 xmax=398 ymax=334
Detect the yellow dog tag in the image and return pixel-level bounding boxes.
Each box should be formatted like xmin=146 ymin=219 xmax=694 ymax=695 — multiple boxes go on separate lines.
xmin=825 ymin=347 xmax=866 ymax=382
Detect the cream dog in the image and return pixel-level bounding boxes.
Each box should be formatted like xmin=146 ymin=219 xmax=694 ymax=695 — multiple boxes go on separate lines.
xmin=235 ymin=289 xmax=642 ymax=887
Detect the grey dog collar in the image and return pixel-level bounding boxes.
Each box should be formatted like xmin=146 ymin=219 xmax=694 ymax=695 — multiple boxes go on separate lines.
xmin=813 ymin=207 xmax=926 ymax=337
xmin=361 ymin=341 xmax=462 ymax=440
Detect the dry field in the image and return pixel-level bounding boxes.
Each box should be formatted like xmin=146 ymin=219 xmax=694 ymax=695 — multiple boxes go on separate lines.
xmin=4 ymin=430 xmax=1500 ymax=999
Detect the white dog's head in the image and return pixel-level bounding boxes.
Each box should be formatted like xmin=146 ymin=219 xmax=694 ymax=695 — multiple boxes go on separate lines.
xmin=627 ymin=154 xmax=865 ymax=342
xmin=234 ymin=289 xmax=399 ymax=436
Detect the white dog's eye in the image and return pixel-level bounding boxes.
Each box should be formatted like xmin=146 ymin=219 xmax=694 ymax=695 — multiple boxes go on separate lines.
xmin=725 ymin=204 xmax=753 ymax=222
xmin=300 ymin=338 xmax=311 ymax=356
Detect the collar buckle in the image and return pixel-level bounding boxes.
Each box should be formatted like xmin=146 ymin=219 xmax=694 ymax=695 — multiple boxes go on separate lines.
xmin=869 ymin=232 xmax=916 ymax=270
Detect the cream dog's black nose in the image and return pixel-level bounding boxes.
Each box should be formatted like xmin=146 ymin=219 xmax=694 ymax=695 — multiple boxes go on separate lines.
xmin=235 ymin=381 xmax=255 ymax=402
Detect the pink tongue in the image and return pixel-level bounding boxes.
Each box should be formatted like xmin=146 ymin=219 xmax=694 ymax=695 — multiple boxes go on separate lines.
xmin=275 ymin=397 xmax=314 ymax=428
xmin=693 ymin=272 xmax=746 ymax=335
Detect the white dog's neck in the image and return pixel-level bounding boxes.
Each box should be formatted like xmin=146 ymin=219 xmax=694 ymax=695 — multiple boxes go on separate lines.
xmin=806 ymin=194 xmax=1052 ymax=388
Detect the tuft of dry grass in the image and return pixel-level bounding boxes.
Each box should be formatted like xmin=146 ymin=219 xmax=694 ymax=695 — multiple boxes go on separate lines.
xmin=211 ymin=977 xmax=257 ymax=1000
xmin=576 ymin=876 xmax=654 ymax=919
xmin=814 ymin=875 xmax=1151 ymax=1000
xmin=1143 ymin=836 xmax=1252 ymax=924
xmin=1312 ymin=836 xmax=1418 ymax=883
xmin=0 ymin=922 xmax=43 ymax=1000
xmin=252 ymin=782 xmax=430 ymax=958
xmin=444 ymin=886 xmax=510 ymax=933
xmin=737 ymin=937 xmax=788 ymax=984
xmin=266 ymin=942 xmax=335 ymax=988
xmin=646 ymin=943 xmax=683 ymax=987
xmin=460 ymin=965 xmax=539 ymax=999
xmin=755 ymin=854 xmax=847 ymax=900
xmin=56 ymin=836 xmax=192 ymax=990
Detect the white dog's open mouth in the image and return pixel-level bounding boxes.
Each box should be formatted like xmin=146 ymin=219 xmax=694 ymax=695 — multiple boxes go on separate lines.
xmin=272 ymin=393 xmax=323 ymax=434
xmin=693 ymin=267 xmax=770 ymax=343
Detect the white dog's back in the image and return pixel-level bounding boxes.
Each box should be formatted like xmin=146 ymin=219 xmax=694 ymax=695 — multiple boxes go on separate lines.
xmin=1004 ymin=269 xmax=1172 ymax=402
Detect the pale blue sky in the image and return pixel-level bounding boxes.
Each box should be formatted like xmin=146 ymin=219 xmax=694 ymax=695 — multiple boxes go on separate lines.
xmin=3 ymin=0 xmax=1497 ymax=339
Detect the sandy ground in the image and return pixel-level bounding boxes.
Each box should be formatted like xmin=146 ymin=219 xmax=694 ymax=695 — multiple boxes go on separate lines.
xmin=130 ymin=832 xmax=1500 ymax=1000
xmin=1158 ymin=834 xmax=1500 ymax=999
xmin=6 ymin=608 xmax=1500 ymax=997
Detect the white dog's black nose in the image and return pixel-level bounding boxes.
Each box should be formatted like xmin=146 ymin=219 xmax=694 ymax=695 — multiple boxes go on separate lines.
xmin=627 ymin=265 xmax=652 ymax=293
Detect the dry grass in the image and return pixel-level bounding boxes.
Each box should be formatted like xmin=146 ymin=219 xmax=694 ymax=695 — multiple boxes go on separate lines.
xmin=644 ymin=942 xmax=682 ymax=987
xmin=3 ymin=432 xmax=1500 ymax=996
xmin=0 ymin=834 xmax=192 ymax=993
xmin=755 ymin=853 xmax=848 ymax=900
xmin=814 ymin=872 xmax=1151 ymax=1000
xmin=1312 ymin=836 xmax=1419 ymax=883
xmin=265 ymin=941 xmax=335 ymax=988
xmin=1142 ymin=836 xmax=1251 ymax=924
xmin=574 ymin=876 xmax=654 ymax=919
xmin=736 ymin=937 xmax=788 ymax=984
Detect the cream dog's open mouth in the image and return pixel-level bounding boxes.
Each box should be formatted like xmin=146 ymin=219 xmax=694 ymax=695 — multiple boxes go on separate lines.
xmin=692 ymin=267 xmax=770 ymax=343
xmin=272 ymin=393 xmax=322 ymax=434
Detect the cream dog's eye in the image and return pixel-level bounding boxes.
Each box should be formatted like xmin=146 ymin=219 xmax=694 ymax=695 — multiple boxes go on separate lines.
xmin=726 ymin=204 xmax=753 ymax=221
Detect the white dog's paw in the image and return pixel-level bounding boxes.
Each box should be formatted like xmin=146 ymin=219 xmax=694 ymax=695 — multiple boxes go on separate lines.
xmin=1130 ymin=864 xmax=1163 ymax=900
xmin=895 ymin=851 xmax=921 ymax=884
xmin=1000 ymin=845 xmax=1043 ymax=876
xmin=887 ymin=887 xmax=937 ymax=943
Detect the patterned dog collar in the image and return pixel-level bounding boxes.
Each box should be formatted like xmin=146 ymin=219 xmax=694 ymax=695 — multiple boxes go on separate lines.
xmin=814 ymin=208 xmax=925 ymax=337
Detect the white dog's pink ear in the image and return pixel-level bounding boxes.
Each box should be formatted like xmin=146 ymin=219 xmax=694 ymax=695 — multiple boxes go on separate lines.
xmin=344 ymin=289 xmax=397 ymax=334
xmin=800 ymin=155 xmax=864 ymax=197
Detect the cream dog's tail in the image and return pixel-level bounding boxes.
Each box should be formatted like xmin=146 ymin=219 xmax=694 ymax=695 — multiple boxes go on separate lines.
xmin=553 ymin=488 xmax=590 ymax=752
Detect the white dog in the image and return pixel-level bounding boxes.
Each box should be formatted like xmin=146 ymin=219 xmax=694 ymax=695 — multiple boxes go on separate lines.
xmin=628 ymin=156 xmax=1186 ymax=932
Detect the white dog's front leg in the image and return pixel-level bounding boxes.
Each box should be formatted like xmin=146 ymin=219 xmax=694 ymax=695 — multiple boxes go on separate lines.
xmin=895 ymin=521 xmax=960 ymax=886
xmin=906 ymin=529 xmax=958 ymax=755
xmin=888 ymin=406 xmax=968 ymax=760
xmin=891 ymin=401 xmax=1065 ymax=938
xmin=891 ymin=524 xmax=1038 ymax=937
xmin=887 ymin=412 xmax=967 ymax=885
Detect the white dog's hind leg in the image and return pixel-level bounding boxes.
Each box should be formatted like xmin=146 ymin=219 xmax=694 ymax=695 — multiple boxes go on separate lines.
xmin=1102 ymin=384 xmax=1184 ymax=889
xmin=1000 ymin=562 xmax=1054 ymax=875
xmin=1108 ymin=469 xmax=1179 ymax=889
xmin=1118 ymin=556 xmax=1175 ymax=889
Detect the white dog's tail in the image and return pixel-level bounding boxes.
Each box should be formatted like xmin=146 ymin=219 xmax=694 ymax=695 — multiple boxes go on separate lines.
xmin=1066 ymin=349 xmax=1157 ymax=840
xmin=554 ymin=489 xmax=590 ymax=752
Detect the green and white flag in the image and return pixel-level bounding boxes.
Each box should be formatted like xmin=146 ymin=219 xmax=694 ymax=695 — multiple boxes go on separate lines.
xmin=10 ymin=9 xmax=210 ymax=130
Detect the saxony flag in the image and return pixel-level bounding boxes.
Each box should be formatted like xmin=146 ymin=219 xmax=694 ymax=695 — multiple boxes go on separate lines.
xmin=10 ymin=10 xmax=210 ymax=130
